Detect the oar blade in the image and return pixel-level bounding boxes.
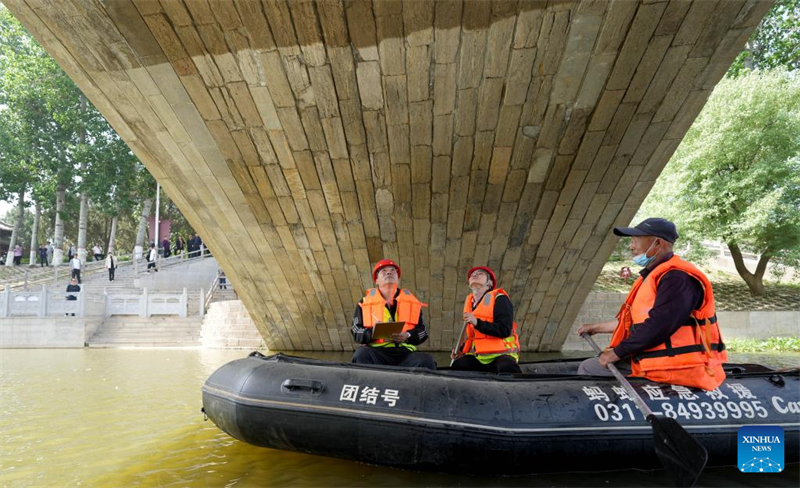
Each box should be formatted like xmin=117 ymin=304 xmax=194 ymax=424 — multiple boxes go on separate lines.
xmin=649 ymin=416 xmax=708 ymax=487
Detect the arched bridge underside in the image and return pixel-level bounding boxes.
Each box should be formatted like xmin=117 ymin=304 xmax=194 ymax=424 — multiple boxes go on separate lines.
xmin=4 ymin=0 xmax=772 ymax=351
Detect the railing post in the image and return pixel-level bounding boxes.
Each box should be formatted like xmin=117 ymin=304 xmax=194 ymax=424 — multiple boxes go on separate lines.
xmin=40 ymin=284 xmax=48 ymax=317
xmin=180 ymin=287 xmax=187 ymax=318
xmin=1 ymin=287 xmax=9 ymax=317
xmin=78 ymin=290 xmax=85 ymax=317
xmin=200 ymin=244 xmax=205 ymax=259
xmin=105 ymin=290 xmax=110 ymax=318
xmin=140 ymin=287 xmax=148 ymax=318
xmin=200 ymin=287 xmax=205 ymax=316
xmin=24 ymin=270 xmax=29 ymax=291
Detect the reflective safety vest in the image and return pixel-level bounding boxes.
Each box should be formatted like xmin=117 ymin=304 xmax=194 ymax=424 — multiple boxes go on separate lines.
xmin=360 ymin=288 xmax=426 ymax=351
xmin=610 ymin=255 xmax=727 ymax=390
xmin=461 ymin=289 xmax=520 ymax=363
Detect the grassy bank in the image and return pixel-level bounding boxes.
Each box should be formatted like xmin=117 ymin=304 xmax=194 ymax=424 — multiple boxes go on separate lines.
xmin=725 ymin=337 xmax=800 ymax=353
xmin=594 ymin=263 xmax=800 ymax=311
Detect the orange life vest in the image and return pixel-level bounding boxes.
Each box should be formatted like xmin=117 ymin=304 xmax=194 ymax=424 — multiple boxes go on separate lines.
xmin=360 ymin=288 xmax=425 ymax=346
xmin=610 ymin=255 xmax=727 ymax=390
xmin=461 ymin=289 xmax=520 ymax=358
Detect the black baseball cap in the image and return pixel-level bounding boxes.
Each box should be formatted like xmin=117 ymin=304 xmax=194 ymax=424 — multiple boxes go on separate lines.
xmin=613 ymin=218 xmax=678 ymax=243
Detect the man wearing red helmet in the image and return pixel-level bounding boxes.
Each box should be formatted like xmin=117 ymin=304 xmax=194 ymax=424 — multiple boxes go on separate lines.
xmin=452 ymin=266 xmax=521 ymax=374
xmin=350 ymin=259 xmax=436 ymax=369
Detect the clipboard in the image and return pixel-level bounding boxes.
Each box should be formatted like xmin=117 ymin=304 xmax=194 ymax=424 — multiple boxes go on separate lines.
xmin=371 ymin=321 xmax=406 ymax=340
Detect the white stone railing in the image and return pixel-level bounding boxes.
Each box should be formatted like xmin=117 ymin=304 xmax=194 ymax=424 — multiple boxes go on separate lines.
xmin=0 ymin=286 xmax=85 ymax=317
xmin=0 ymin=287 xmax=191 ymax=318
xmin=104 ymin=288 xmax=188 ymax=318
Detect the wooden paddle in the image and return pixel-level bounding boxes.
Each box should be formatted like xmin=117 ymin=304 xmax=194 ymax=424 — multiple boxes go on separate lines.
xmin=582 ymin=334 xmax=708 ymax=487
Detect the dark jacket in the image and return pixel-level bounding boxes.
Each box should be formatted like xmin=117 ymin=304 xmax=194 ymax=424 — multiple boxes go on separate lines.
xmin=66 ymin=284 xmax=81 ymax=300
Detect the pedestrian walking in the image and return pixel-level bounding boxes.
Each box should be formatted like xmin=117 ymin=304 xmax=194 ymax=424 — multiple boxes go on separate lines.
xmin=65 ymin=278 xmax=80 ymax=316
xmin=92 ymin=244 xmax=103 ymax=262
xmin=38 ymin=244 xmax=48 ymax=267
xmin=67 ymin=243 xmax=75 ymax=261
xmin=162 ymin=237 xmax=171 ymax=259
xmin=188 ymin=234 xmax=199 ymax=258
xmin=147 ymin=243 xmax=158 ymax=272
xmin=174 ymin=236 xmax=185 ymax=258
xmin=105 ymin=251 xmax=117 ymax=281
xmin=13 ymin=245 xmax=22 ymax=265
xmin=70 ymin=255 xmax=82 ymax=283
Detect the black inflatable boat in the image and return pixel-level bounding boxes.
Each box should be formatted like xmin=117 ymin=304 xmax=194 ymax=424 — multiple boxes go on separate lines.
xmin=202 ymin=353 xmax=799 ymax=475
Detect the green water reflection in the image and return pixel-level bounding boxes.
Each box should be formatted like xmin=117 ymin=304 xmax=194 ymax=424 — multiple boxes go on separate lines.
xmin=0 ymin=349 xmax=796 ymax=487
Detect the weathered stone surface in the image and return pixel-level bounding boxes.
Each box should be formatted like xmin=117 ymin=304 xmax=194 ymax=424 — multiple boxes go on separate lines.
xmin=8 ymin=0 xmax=763 ymax=352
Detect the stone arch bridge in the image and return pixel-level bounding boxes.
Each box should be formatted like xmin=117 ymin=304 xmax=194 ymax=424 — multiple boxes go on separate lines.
xmin=3 ymin=0 xmax=772 ymax=351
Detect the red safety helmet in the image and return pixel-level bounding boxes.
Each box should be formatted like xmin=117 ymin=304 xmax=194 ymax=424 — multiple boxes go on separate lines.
xmin=467 ymin=266 xmax=497 ymax=289
xmin=373 ymin=259 xmax=401 ymax=281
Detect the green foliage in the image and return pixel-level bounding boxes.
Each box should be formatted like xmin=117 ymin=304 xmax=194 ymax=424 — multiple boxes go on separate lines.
xmin=0 ymin=6 xmax=164 ymax=252
xmin=639 ymin=69 xmax=800 ymax=273
xmin=728 ymin=0 xmax=800 ymax=77
xmin=725 ymin=337 xmax=800 ymax=353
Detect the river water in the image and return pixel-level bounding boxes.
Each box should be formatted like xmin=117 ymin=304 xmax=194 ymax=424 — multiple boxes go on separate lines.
xmin=1 ymin=349 xmax=797 ymax=488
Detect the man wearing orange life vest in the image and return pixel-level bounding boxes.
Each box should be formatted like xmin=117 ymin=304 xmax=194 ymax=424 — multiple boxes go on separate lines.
xmin=451 ymin=266 xmax=522 ymax=374
xmin=351 ymin=259 xmax=437 ymax=369
xmin=577 ymin=218 xmax=727 ymax=390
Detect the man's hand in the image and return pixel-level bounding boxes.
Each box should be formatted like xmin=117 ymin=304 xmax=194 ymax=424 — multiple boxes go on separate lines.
xmin=390 ymin=332 xmax=410 ymax=343
xmin=463 ymin=312 xmax=477 ymax=326
xmin=598 ymin=347 xmax=620 ymax=368
xmin=576 ymin=320 xmax=617 ymax=336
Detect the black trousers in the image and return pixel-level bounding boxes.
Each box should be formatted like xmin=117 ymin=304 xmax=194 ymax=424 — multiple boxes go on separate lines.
xmin=71 ymin=269 xmax=81 ymax=284
xmin=40 ymin=256 xmax=48 ymax=267
xmin=352 ymin=346 xmax=437 ymax=370
xmin=451 ymin=354 xmax=522 ymax=374
xmin=147 ymin=261 xmax=157 ymax=271
xmin=108 ymin=267 xmax=115 ymax=281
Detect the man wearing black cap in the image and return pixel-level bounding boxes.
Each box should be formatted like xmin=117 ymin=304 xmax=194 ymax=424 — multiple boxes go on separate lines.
xmin=576 ymin=218 xmax=727 ymax=390
xmin=350 ymin=259 xmax=436 ymax=369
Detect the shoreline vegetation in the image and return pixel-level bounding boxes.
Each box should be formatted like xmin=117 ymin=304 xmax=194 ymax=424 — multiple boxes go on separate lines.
xmin=725 ymin=337 xmax=800 ymax=353
xmin=594 ymin=263 xmax=800 ymax=312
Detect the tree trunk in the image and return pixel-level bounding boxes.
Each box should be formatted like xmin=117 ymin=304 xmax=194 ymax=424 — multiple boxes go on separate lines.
xmin=4 ymin=191 xmax=25 ymax=266
xmin=108 ymin=215 xmax=118 ymax=254
xmin=53 ymin=183 xmax=66 ymax=266
xmin=134 ymin=198 xmax=152 ymax=260
xmin=28 ymin=203 xmax=40 ymax=266
xmin=77 ymin=96 xmax=89 ymax=264
xmin=728 ymin=242 xmax=768 ymax=296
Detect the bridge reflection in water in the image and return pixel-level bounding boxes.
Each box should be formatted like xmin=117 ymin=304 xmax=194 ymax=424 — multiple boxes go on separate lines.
xmin=1 ymin=348 xmax=797 ymax=487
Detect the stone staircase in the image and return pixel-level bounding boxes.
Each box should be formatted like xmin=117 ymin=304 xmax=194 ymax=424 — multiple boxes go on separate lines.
xmin=201 ymin=300 xmax=264 ymax=349
xmin=87 ymin=316 xmax=202 ymax=347
xmin=210 ymin=288 xmax=237 ymax=303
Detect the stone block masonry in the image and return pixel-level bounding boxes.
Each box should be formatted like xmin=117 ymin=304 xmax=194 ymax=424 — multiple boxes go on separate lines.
xmin=201 ymin=300 xmax=266 ymax=350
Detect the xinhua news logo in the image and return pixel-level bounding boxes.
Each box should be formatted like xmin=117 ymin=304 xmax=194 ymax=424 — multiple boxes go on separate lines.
xmin=738 ymin=426 xmax=784 ymax=473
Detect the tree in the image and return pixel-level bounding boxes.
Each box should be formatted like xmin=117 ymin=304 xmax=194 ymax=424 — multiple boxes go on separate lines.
xmin=639 ymin=70 xmax=800 ymax=296
xmin=728 ymin=0 xmax=800 ymax=77
xmin=0 ymin=6 xmax=83 ymax=265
